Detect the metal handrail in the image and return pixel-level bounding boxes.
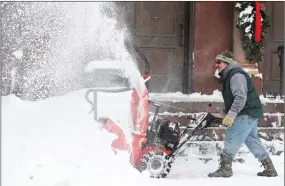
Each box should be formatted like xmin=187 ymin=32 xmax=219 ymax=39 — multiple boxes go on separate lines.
xmin=85 ymin=87 xmax=131 ymax=120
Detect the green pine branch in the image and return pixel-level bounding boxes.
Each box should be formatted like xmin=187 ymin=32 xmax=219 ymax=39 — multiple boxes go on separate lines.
xmin=235 ymin=1 xmax=270 ymax=63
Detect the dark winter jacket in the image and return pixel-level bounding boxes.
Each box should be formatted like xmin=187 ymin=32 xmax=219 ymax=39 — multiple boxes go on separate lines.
xmin=218 ymin=61 xmax=263 ymax=119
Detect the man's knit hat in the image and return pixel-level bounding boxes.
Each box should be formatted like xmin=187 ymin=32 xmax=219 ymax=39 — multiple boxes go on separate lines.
xmin=215 ymin=51 xmax=233 ymax=64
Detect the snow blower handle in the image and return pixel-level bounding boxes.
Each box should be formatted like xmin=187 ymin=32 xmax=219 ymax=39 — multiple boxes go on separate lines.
xmin=186 ymin=115 xmax=196 ymax=121
xmin=150 ymin=101 xmax=160 ymax=123
xmin=199 ymin=103 xmax=217 ymax=129
xmin=186 ymin=103 xmax=213 ymax=122
xmin=169 ymin=103 xmax=220 ymax=159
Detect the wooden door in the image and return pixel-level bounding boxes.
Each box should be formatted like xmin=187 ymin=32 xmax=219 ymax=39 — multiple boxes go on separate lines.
xmin=123 ymin=2 xmax=186 ymax=93
xmin=263 ymin=2 xmax=284 ymax=96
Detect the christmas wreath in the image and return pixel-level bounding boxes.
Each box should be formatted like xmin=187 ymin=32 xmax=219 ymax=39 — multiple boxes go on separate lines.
xmin=235 ymin=1 xmax=270 ymax=63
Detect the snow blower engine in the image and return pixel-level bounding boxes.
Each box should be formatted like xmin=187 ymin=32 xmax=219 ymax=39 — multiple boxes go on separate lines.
xmin=85 ymin=38 xmax=221 ymax=179
xmin=137 ymin=101 xmax=218 ymax=178
xmin=146 ymin=105 xmax=181 ymax=153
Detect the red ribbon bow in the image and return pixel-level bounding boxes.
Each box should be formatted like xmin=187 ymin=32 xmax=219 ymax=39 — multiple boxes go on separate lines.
xmin=255 ymin=1 xmax=262 ymax=43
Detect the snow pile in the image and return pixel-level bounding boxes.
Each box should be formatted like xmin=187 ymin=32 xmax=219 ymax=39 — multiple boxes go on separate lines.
xmin=242 ymin=67 xmax=259 ymax=75
xmin=149 ymin=90 xmax=284 ymax=104
xmin=2 ymin=90 xmax=138 ymax=186
xmin=149 ymin=90 xmax=224 ymax=103
xmin=259 ymin=95 xmax=284 ymax=104
xmin=255 ymin=73 xmax=263 ymax=79
xmin=2 ymin=90 xmax=284 ymax=186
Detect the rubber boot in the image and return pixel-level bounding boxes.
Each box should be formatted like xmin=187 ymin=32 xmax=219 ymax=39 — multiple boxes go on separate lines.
xmin=208 ymin=154 xmax=233 ymax=178
xmin=257 ymin=157 xmax=278 ymax=177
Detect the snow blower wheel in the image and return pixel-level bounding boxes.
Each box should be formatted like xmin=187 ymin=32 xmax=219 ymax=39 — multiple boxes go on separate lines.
xmin=140 ymin=150 xmax=173 ymax=178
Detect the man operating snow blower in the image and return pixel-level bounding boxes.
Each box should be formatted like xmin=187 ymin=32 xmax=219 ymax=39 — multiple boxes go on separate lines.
xmin=208 ymin=51 xmax=278 ymax=178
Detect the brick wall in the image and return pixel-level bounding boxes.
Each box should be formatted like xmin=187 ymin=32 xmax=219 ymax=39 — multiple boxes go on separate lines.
xmin=193 ymin=2 xmax=234 ymax=94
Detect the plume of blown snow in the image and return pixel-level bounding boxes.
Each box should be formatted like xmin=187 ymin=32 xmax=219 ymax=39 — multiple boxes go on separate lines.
xmin=2 ymin=2 xmax=140 ymax=100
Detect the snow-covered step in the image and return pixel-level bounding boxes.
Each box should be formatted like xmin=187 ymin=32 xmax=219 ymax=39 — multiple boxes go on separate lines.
xmin=157 ymin=112 xmax=284 ymax=128
xmin=148 ymin=101 xmax=284 ymax=114
xmin=177 ymin=127 xmax=284 ymax=142
xmin=148 ymin=100 xmax=284 ymax=128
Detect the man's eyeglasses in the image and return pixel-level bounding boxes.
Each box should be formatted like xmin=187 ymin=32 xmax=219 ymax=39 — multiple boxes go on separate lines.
xmin=215 ymin=61 xmax=222 ymax=64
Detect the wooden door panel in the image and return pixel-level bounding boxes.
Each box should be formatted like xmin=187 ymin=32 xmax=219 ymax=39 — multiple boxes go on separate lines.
xmin=147 ymin=77 xmax=182 ymax=93
xmin=134 ymin=2 xmax=176 ymax=36
xmin=139 ymin=48 xmax=176 ymax=76
xmin=135 ymin=36 xmax=178 ymax=47
xmin=270 ymin=53 xmax=281 ymax=80
xmin=272 ymin=2 xmax=284 ymax=41
xmin=263 ymin=2 xmax=284 ymax=96
xmin=126 ymin=2 xmax=185 ymax=93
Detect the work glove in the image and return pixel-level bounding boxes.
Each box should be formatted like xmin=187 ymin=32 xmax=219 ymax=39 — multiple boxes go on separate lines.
xmin=211 ymin=110 xmax=226 ymax=127
xmin=215 ymin=109 xmax=226 ymax=119
xmin=222 ymin=111 xmax=237 ymax=128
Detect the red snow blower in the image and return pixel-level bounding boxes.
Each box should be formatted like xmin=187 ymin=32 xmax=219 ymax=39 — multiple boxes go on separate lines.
xmin=85 ymin=39 xmax=220 ymax=178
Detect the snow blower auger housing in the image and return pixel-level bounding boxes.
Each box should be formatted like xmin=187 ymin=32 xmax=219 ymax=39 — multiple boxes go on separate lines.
xmin=85 ymin=38 xmax=220 ymax=179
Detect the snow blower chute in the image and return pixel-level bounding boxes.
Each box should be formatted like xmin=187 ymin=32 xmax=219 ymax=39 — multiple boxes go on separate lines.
xmin=85 ymin=39 xmax=220 ymax=178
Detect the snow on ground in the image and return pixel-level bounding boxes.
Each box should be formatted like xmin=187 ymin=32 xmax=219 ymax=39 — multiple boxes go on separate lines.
xmin=2 ymin=89 xmax=284 ymax=186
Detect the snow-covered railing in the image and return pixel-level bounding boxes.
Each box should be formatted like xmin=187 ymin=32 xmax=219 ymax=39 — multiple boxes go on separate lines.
xmin=85 ymin=87 xmax=131 ymax=120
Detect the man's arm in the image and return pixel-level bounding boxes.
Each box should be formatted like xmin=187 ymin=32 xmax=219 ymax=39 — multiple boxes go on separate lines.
xmin=227 ymin=73 xmax=248 ymax=119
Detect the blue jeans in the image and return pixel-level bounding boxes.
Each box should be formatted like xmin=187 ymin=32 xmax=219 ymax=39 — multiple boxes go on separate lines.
xmin=222 ymin=115 xmax=269 ymax=162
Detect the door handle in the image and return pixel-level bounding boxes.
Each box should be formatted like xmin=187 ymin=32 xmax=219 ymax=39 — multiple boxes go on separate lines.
xmin=277 ymin=45 xmax=284 ymax=96
xmin=277 ymin=45 xmax=284 ymax=66
xmin=179 ymin=24 xmax=184 ymax=46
